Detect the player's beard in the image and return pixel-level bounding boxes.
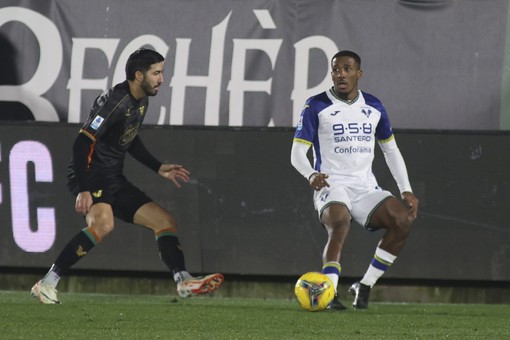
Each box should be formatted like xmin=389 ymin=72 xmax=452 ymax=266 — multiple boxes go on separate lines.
xmin=141 ymin=78 xmax=159 ymax=97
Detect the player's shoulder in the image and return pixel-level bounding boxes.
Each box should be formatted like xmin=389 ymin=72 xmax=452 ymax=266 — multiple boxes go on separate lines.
xmin=308 ymin=90 xmax=330 ymax=104
xmin=304 ymin=91 xmax=332 ymax=113
xmin=94 ymin=82 xmax=129 ymax=107
xmin=360 ymin=91 xmax=382 ymax=105
xmin=110 ymin=81 xmax=131 ymax=99
xmin=360 ymin=91 xmax=386 ymax=112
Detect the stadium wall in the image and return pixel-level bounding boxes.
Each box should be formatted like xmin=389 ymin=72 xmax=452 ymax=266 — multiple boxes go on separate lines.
xmin=1 ymin=123 xmax=509 ymax=286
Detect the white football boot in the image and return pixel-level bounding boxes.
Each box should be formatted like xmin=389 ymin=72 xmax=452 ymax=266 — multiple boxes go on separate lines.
xmin=30 ymin=280 xmax=60 ymax=304
xmin=177 ymin=273 xmax=224 ymax=298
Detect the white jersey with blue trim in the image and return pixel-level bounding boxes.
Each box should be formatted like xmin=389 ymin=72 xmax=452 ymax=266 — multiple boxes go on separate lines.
xmin=293 ymin=88 xmax=394 ymax=189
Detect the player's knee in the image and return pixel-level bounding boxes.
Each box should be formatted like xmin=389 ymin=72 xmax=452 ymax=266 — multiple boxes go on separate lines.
xmin=89 ymin=222 xmax=114 ymax=240
xmin=393 ymin=213 xmax=413 ymax=239
xmin=162 ymin=215 xmax=177 ymax=232
xmin=88 ymin=213 xmax=115 ymax=238
xmin=150 ymin=214 xmax=177 ymax=233
xmin=327 ymin=216 xmax=350 ymax=235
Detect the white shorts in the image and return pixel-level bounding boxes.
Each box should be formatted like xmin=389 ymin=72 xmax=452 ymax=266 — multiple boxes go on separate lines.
xmin=313 ymin=184 xmax=393 ymax=229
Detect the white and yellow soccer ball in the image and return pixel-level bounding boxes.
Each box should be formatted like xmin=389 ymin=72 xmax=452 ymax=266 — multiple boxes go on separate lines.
xmin=294 ymin=272 xmax=335 ymax=311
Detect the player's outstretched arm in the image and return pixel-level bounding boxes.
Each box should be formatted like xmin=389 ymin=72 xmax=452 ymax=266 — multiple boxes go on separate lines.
xmin=128 ymin=136 xmax=162 ymax=173
xmin=158 ymin=164 xmax=190 ymax=188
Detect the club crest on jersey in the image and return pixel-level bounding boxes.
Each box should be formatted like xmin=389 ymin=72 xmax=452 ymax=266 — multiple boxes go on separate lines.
xmin=319 ymin=190 xmax=330 ymax=202
xmin=139 ymin=106 xmax=145 ymax=115
xmin=90 ymin=116 xmax=104 ymax=130
xmin=361 ymin=108 xmax=372 ymax=118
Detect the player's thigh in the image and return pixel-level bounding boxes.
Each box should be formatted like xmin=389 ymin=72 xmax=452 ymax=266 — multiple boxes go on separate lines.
xmin=111 ymin=183 xmax=153 ymax=223
xmin=350 ymin=189 xmax=393 ymax=230
xmin=367 ymin=196 xmax=410 ymax=230
xmin=133 ymin=201 xmax=177 ymax=233
xmin=314 ymin=185 xmax=352 ymax=221
xmin=321 ymin=203 xmax=351 ymax=230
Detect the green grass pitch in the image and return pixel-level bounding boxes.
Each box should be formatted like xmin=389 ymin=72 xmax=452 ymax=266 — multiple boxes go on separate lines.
xmin=1 ymin=291 xmax=509 ymax=339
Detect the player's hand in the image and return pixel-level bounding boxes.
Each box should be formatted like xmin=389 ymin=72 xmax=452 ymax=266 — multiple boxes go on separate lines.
xmin=75 ymin=191 xmax=93 ymax=216
xmin=402 ymin=191 xmax=419 ymax=219
xmin=158 ymin=164 xmax=190 ymax=188
xmin=309 ymin=173 xmax=330 ymax=191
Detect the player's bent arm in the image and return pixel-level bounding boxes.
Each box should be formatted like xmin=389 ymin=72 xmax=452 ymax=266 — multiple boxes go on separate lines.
xmin=291 ymin=140 xmax=317 ymax=180
xmin=128 ymin=136 xmax=162 ymax=173
xmin=378 ymin=137 xmax=413 ymax=197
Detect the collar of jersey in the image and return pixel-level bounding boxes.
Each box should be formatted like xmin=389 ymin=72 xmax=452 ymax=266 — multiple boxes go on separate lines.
xmin=329 ymin=87 xmax=359 ymax=105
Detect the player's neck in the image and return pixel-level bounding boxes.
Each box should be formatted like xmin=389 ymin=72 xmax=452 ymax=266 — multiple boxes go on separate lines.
xmin=330 ymin=87 xmax=359 ymax=104
xmin=127 ymin=80 xmax=146 ymax=101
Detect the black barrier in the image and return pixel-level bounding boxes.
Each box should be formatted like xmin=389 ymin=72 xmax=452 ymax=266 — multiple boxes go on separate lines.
xmin=0 ymin=123 xmax=509 ymax=282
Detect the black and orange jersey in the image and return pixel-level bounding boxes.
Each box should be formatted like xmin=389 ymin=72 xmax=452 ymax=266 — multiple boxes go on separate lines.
xmin=67 ymin=81 xmax=152 ymax=191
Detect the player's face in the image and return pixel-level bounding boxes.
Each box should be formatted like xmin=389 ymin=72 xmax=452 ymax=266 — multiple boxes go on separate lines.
xmin=141 ymin=61 xmax=165 ymax=97
xmin=330 ymin=56 xmax=362 ymax=100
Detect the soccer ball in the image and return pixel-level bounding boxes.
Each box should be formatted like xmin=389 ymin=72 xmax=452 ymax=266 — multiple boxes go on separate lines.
xmin=294 ymin=272 xmax=335 ymax=311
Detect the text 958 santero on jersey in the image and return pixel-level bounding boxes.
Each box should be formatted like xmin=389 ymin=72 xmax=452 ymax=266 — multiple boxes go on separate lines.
xmin=293 ymin=89 xmax=394 ymax=189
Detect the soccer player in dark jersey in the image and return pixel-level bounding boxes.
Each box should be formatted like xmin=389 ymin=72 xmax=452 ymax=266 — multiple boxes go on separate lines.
xmin=31 ymin=48 xmax=223 ymax=304
xmin=291 ymin=50 xmax=419 ymax=310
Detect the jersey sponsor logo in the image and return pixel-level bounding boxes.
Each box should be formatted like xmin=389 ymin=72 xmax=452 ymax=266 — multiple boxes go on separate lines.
xmin=119 ymin=123 xmax=140 ymax=146
xmin=334 ymin=135 xmax=372 ymax=142
xmin=332 ymin=123 xmax=373 ymax=136
xmin=334 ymin=146 xmax=372 ymax=154
xmin=330 ymin=110 xmax=340 ymax=116
xmin=332 ymin=123 xmax=373 ymax=143
xmin=90 ymin=116 xmax=104 ymax=131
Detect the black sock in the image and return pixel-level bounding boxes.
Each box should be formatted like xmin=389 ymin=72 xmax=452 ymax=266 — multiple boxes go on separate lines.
xmin=156 ymin=231 xmax=186 ymax=276
xmin=53 ymin=228 xmax=97 ymax=276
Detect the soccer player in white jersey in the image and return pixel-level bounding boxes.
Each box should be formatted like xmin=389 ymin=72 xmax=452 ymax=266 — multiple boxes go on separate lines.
xmin=291 ymin=50 xmax=419 ymax=310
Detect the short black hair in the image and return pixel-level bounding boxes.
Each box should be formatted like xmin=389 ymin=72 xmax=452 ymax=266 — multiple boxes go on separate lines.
xmin=331 ymin=50 xmax=361 ymax=68
xmin=125 ymin=48 xmax=165 ymax=80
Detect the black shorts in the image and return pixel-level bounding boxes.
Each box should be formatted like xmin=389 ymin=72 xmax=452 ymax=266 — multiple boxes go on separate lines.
xmin=68 ymin=175 xmax=152 ymax=223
